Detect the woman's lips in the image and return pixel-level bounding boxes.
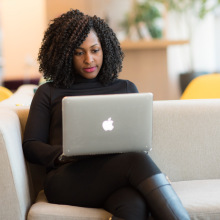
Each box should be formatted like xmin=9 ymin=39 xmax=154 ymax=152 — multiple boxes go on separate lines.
xmin=83 ymin=66 xmax=97 ymax=73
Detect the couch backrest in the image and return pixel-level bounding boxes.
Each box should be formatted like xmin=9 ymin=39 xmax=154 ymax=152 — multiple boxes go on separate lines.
xmin=4 ymin=98 xmax=220 ymax=204
xmin=149 ymin=99 xmax=220 ymax=182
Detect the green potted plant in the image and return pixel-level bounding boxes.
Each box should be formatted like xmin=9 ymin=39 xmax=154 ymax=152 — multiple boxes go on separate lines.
xmin=121 ymin=0 xmax=164 ymax=40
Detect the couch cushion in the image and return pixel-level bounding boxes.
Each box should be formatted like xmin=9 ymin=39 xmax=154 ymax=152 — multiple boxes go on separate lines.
xmin=173 ymin=179 xmax=220 ymax=220
xmin=29 ymin=180 xmax=220 ymax=220
xmin=150 ymin=99 xmax=220 ymax=182
xmin=28 ymin=191 xmax=112 ymax=220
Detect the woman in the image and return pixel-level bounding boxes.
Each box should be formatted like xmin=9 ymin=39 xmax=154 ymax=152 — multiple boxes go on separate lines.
xmin=23 ymin=9 xmax=190 ymax=220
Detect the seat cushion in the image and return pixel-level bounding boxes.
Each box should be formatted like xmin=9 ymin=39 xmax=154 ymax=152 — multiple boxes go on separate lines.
xmin=28 ymin=180 xmax=220 ymax=220
xmin=28 ymin=190 xmax=112 ymax=220
xmin=172 ymin=179 xmax=220 ymax=220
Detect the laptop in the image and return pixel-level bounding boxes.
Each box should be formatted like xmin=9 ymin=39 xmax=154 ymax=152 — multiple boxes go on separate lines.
xmin=62 ymin=93 xmax=153 ymax=156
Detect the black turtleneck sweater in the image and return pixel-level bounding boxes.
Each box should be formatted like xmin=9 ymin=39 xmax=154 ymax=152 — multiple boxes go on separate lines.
xmin=23 ymin=77 xmax=138 ymax=171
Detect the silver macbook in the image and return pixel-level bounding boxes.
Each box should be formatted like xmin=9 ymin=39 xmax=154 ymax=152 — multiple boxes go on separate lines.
xmin=62 ymin=93 xmax=153 ymax=156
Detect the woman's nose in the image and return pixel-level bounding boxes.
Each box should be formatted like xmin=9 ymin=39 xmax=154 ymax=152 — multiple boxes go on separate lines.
xmin=84 ymin=53 xmax=94 ymax=64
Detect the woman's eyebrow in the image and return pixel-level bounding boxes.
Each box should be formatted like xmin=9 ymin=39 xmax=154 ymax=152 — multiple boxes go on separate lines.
xmin=76 ymin=44 xmax=99 ymax=50
xmin=90 ymin=44 xmax=99 ymax=48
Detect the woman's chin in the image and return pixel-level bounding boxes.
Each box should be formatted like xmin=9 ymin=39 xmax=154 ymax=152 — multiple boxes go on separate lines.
xmin=80 ymin=72 xmax=99 ymax=79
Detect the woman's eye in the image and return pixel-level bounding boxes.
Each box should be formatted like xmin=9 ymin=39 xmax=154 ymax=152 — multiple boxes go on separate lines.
xmin=74 ymin=51 xmax=83 ymax=56
xmin=92 ymin=49 xmax=99 ymax=53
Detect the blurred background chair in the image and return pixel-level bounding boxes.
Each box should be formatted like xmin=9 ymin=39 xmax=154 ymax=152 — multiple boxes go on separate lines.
xmin=0 ymin=86 xmax=13 ymax=101
xmin=180 ymin=73 xmax=220 ymax=100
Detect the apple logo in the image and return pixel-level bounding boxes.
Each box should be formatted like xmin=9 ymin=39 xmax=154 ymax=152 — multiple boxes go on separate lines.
xmin=102 ymin=117 xmax=114 ymax=131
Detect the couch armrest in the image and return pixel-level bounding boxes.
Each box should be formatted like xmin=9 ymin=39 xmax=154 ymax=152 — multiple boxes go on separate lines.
xmin=0 ymin=109 xmax=32 ymax=220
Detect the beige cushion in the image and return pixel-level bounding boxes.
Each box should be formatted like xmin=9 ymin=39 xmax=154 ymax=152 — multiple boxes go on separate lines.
xmin=28 ymin=191 xmax=112 ymax=220
xmin=150 ymin=99 xmax=220 ymax=182
xmin=173 ymin=179 xmax=220 ymax=220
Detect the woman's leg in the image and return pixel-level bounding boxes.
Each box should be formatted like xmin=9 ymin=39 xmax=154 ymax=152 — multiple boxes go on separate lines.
xmin=137 ymin=173 xmax=190 ymax=220
xmin=44 ymin=152 xmax=189 ymax=219
xmin=44 ymin=152 xmax=160 ymax=207
xmin=104 ymin=187 xmax=149 ymax=220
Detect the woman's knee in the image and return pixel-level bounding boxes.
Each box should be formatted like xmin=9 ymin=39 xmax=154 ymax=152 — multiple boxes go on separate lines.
xmin=123 ymin=152 xmax=161 ymax=184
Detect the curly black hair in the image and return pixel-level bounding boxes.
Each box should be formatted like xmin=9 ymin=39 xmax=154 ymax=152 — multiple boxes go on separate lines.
xmin=38 ymin=9 xmax=124 ymax=88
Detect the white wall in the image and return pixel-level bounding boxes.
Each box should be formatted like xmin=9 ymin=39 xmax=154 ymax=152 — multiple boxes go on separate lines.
xmin=166 ymin=9 xmax=219 ymax=98
xmin=191 ymin=14 xmax=216 ymax=72
xmin=214 ymin=9 xmax=220 ymax=72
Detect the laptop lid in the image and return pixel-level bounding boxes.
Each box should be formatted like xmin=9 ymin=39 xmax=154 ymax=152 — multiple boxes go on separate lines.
xmin=62 ymin=93 xmax=153 ymax=156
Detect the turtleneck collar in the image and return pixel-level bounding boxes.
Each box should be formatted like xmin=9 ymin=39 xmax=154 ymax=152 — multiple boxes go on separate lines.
xmin=74 ymin=74 xmax=99 ymax=84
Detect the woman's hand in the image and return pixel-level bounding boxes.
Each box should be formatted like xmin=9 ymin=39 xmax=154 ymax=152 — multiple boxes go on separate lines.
xmin=55 ymin=154 xmax=78 ymax=166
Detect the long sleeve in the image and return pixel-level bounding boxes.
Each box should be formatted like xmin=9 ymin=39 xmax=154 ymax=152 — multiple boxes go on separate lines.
xmin=23 ymin=84 xmax=62 ymax=170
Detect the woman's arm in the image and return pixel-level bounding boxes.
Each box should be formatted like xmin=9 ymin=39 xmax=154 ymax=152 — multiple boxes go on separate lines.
xmin=22 ymin=84 xmax=62 ymax=170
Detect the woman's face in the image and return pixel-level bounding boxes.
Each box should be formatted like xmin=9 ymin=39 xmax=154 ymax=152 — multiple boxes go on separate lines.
xmin=73 ymin=30 xmax=103 ymax=79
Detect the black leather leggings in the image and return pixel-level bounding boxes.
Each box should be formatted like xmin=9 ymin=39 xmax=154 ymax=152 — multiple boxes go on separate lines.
xmin=44 ymin=152 xmax=161 ymax=220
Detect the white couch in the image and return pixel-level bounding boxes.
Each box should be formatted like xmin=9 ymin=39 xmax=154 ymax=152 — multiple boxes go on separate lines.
xmin=1 ymin=85 xmax=220 ymax=220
